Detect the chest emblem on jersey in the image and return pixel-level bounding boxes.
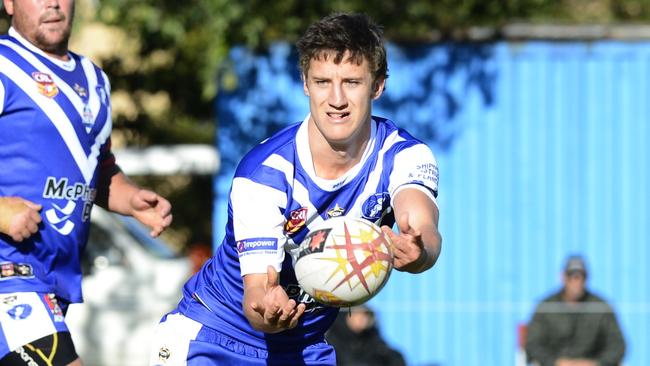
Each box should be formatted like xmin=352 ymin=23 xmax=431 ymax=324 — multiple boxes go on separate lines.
xmin=32 ymin=72 xmax=59 ymax=98
xmin=73 ymin=83 xmax=88 ymax=98
xmin=361 ymin=192 xmax=390 ymax=221
xmin=284 ymin=207 xmax=307 ymax=235
xmin=82 ymin=104 xmax=95 ymax=131
xmin=327 ymin=204 xmax=345 ymax=218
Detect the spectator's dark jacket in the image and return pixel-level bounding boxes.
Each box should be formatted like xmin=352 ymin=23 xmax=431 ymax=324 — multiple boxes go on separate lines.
xmin=525 ymin=289 xmax=626 ymax=366
xmin=327 ymin=313 xmax=406 ymax=366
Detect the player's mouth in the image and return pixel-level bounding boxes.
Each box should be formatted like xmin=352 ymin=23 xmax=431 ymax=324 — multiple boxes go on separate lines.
xmin=41 ymin=13 xmax=66 ymax=24
xmin=326 ymin=112 xmax=350 ymax=121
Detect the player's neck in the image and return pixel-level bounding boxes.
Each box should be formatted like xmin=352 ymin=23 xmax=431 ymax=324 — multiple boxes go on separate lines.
xmin=309 ymin=125 xmax=370 ymax=180
xmin=9 ymin=27 xmax=71 ymax=61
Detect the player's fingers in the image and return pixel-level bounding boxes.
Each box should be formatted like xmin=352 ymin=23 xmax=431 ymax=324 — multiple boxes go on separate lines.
xmin=138 ymin=189 xmax=159 ymax=204
xmin=266 ymin=265 xmax=279 ymax=288
xmin=24 ymin=200 xmax=42 ymax=211
xmin=250 ymin=301 xmax=265 ymax=316
xmin=156 ymin=200 xmax=172 ymax=217
xmin=26 ymin=220 xmax=39 ymax=234
xmin=150 ymin=222 xmax=167 ymax=237
xmin=287 ymin=303 xmax=306 ymax=329
xmin=29 ymin=210 xmax=42 ymax=224
xmin=278 ymin=299 xmax=296 ymax=323
xmin=160 ymin=213 xmax=173 ymax=228
xmin=265 ymin=305 xmax=281 ymax=324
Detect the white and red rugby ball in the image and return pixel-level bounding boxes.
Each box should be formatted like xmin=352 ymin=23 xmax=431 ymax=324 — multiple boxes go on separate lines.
xmin=294 ymin=216 xmax=394 ymax=307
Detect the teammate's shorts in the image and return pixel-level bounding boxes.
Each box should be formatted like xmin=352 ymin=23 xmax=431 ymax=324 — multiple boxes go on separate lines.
xmin=149 ymin=312 xmax=336 ymax=366
xmin=0 ymin=292 xmax=78 ymax=365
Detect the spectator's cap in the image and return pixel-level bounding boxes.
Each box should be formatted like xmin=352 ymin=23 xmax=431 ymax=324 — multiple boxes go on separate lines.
xmin=349 ymin=304 xmax=373 ymax=314
xmin=564 ymin=255 xmax=588 ymax=277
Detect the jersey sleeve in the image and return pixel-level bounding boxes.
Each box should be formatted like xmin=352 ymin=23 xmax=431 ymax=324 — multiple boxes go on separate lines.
xmin=230 ymin=176 xmax=288 ymax=276
xmin=388 ymin=143 xmax=439 ymax=206
xmin=0 ymin=77 xmax=5 ymax=115
xmin=99 ymin=137 xmax=117 ymax=171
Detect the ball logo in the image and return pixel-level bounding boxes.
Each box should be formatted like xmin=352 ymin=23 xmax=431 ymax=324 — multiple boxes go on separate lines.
xmin=324 ymin=221 xmax=392 ymax=295
xmin=32 ymin=72 xmax=59 ymax=98
xmin=298 ymin=228 xmax=331 ymax=258
xmin=284 ymin=207 xmax=307 ymax=234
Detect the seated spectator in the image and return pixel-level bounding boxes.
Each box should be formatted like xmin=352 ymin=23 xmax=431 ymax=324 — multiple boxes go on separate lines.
xmin=525 ymin=255 xmax=626 ymax=366
xmin=327 ymin=305 xmax=406 ymax=366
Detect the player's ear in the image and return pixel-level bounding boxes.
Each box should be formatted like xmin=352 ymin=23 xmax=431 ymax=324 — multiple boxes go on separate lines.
xmin=3 ymin=0 xmax=15 ymax=16
xmin=302 ymin=73 xmax=310 ymax=97
xmin=371 ymin=76 xmax=385 ymax=100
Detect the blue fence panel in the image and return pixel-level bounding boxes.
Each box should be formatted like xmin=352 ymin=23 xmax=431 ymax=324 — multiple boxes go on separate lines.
xmin=214 ymin=41 xmax=650 ymax=366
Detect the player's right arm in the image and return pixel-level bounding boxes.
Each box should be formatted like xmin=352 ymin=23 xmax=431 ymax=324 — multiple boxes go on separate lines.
xmin=230 ymin=163 xmax=306 ymax=333
xmin=243 ymin=266 xmax=306 ymax=333
xmin=0 ymin=196 xmax=42 ymax=242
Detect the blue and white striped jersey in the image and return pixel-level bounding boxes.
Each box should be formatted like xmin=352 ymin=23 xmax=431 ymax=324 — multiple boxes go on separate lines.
xmin=177 ymin=115 xmax=439 ymax=350
xmin=0 ymin=28 xmax=114 ymax=303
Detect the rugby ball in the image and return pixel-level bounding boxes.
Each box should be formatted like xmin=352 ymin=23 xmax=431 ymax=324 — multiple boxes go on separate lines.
xmin=294 ymin=216 xmax=393 ymax=307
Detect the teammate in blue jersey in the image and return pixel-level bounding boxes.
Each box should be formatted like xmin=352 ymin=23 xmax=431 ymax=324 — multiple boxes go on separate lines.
xmin=0 ymin=1 xmax=172 ymax=365
xmin=149 ymin=12 xmax=441 ymax=366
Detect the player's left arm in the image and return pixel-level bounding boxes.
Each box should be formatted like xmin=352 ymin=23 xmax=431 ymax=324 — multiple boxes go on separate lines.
xmin=382 ymin=187 xmax=441 ymax=273
xmin=95 ymin=161 xmax=172 ymax=237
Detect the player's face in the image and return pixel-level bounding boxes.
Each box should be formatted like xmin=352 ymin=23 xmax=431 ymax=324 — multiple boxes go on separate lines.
xmin=3 ymin=0 xmax=75 ymax=58
xmin=303 ymin=50 xmax=385 ymax=148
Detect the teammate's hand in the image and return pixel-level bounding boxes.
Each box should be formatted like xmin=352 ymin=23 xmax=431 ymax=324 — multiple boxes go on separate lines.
xmin=0 ymin=197 xmax=42 ymax=242
xmin=129 ymin=189 xmax=172 ymax=237
xmin=382 ymin=212 xmax=428 ymax=273
xmin=250 ymin=266 xmax=306 ymax=333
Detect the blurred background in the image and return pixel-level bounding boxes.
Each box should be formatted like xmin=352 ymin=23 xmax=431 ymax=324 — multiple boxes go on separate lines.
xmin=2 ymin=1 xmax=649 ymax=365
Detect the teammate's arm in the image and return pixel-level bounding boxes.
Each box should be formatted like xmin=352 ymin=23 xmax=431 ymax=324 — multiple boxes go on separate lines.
xmin=243 ymin=266 xmax=306 ymax=333
xmin=95 ymin=162 xmax=172 ymax=237
xmin=382 ymin=187 xmax=441 ymax=273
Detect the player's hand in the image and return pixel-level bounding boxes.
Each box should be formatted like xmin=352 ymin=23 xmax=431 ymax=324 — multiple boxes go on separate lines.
xmin=382 ymin=212 xmax=428 ymax=273
xmin=250 ymin=266 xmax=306 ymax=333
xmin=129 ymin=189 xmax=172 ymax=237
xmin=0 ymin=197 xmax=42 ymax=242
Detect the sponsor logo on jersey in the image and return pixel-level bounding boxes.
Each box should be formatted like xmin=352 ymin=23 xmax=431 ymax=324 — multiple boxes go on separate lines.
xmin=7 ymin=304 xmax=32 ymax=320
xmin=236 ymin=238 xmax=278 ymax=256
xmin=1 ymin=262 xmax=34 ymax=279
xmin=42 ymin=177 xmax=96 ymax=233
xmin=0 ymin=295 xmax=17 ymax=305
xmin=97 ymin=86 xmax=108 ymax=105
xmin=32 ymin=72 xmax=59 ymax=98
xmin=43 ymin=177 xmax=96 ymax=202
xmin=82 ymin=104 xmax=94 ymax=131
xmin=284 ymin=207 xmax=307 ymax=234
xmin=361 ymin=192 xmax=390 ymax=220
xmin=408 ymin=162 xmax=439 ymax=187
xmin=44 ymin=294 xmax=64 ymax=322
xmin=284 ymin=284 xmax=325 ymax=313
xmin=158 ymin=347 xmax=171 ymax=362
xmin=326 ymin=204 xmax=345 ymax=218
